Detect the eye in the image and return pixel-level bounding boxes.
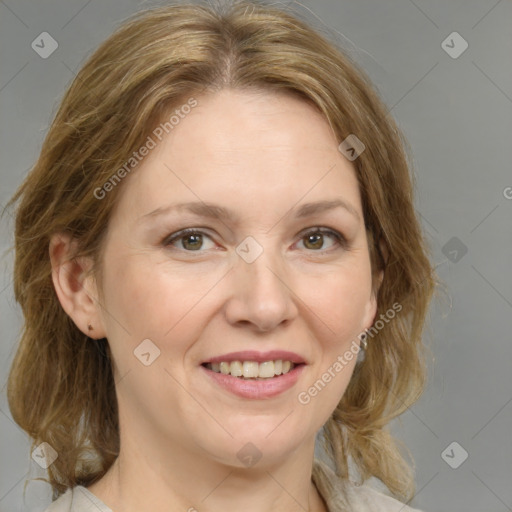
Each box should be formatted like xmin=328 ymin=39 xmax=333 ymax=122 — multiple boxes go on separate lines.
xmin=163 ymin=227 xmax=348 ymax=254
xmin=294 ymin=227 xmax=348 ymax=253
xmin=164 ymin=228 xmax=216 ymax=252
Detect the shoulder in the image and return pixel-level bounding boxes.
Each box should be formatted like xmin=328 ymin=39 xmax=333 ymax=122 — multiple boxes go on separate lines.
xmin=42 ymin=489 xmax=73 ymax=512
xmin=347 ymin=483 xmax=424 ymax=512
xmin=312 ymin=458 xmax=424 ymax=512
xmin=41 ymin=486 xmax=113 ymax=512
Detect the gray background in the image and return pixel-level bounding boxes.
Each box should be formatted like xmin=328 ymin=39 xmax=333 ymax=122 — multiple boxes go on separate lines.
xmin=1 ymin=0 xmax=511 ymax=511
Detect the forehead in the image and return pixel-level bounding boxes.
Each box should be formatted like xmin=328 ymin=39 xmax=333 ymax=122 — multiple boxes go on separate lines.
xmin=112 ymin=89 xmax=362 ymax=223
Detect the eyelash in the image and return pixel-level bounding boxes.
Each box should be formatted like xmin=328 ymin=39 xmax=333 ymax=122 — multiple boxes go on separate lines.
xmin=162 ymin=227 xmax=348 ymax=255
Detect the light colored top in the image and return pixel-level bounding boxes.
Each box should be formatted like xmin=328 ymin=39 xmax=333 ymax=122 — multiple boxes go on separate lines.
xmin=42 ymin=458 xmax=423 ymax=511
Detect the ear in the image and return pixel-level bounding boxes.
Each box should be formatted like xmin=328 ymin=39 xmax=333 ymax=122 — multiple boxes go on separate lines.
xmin=363 ymin=237 xmax=387 ymax=331
xmin=49 ymin=232 xmax=107 ymax=339
xmin=363 ymin=274 xmax=381 ymax=332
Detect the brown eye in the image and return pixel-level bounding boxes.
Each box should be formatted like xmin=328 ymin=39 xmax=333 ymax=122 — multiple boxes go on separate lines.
xmin=164 ymin=229 xmax=215 ymax=251
xmin=303 ymin=232 xmax=324 ymax=250
xmin=297 ymin=228 xmax=347 ymax=252
xmin=181 ymin=232 xmax=203 ymax=251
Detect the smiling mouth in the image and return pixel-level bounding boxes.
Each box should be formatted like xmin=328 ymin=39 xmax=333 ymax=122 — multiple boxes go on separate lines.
xmin=201 ymin=360 xmax=304 ymax=379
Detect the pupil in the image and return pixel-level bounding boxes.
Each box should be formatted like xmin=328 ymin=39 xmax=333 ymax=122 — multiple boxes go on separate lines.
xmin=184 ymin=234 xmax=202 ymax=250
xmin=305 ymin=233 xmax=322 ymax=250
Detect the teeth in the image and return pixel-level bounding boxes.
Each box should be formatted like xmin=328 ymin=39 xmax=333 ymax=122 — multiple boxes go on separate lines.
xmin=258 ymin=361 xmax=275 ymax=378
xmin=205 ymin=360 xmax=297 ymax=379
xmin=230 ymin=361 xmax=243 ymax=377
xmin=243 ymin=361 xmax=259 ymax=378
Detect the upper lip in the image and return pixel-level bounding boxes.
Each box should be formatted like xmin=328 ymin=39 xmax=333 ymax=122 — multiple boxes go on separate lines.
xmin=202 ymin=350 xmax=307 ymax=365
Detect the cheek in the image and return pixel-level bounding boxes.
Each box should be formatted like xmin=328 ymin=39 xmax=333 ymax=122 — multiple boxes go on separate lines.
xmin=301 ymin=265 xmax=372 ymax=337
xmin=102 ymin=257 xmax=216 ymax=358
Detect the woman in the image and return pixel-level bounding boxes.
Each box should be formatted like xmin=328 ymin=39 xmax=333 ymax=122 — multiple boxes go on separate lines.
xmin=6 ymin=1 xmax=437 ymax=511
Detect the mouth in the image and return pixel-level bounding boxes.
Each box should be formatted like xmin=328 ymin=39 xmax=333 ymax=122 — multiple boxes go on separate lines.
xmin=200 ymin=359 xmax=307 ymax=399
xmin=201 ymin=360 xmax=305 ymax=380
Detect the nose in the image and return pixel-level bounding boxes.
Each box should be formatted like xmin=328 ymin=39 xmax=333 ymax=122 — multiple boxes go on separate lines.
xmin=223 ymin=244 xmax=299 ymax=332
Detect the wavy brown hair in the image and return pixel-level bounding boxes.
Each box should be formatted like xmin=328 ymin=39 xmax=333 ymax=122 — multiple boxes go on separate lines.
xmin=5 ymin=0 xmax=439 ymax=503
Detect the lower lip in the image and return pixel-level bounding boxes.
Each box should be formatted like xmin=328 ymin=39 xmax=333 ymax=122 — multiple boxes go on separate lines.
xmin=200 ymin=364 xmax=306 ymax=399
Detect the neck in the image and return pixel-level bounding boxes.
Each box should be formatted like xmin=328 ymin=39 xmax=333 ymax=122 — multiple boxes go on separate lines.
xmin=87 ymin=434 xmax=328 ymax=512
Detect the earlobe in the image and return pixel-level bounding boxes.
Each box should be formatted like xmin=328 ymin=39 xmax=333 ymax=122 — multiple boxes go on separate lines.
xmin=365 ymin=236 xmax=387 ymax=329
xmin=365 ymin=288 xmax=379 ymax=332
xmin=364 ymin=266 xmax=385 ymax=332
xmin=49 ymin=232 xmax=106 ymax=339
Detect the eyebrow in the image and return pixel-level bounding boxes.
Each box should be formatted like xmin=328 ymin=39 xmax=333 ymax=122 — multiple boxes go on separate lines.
xmin=141 ymin=198 xmax=361 ymax=223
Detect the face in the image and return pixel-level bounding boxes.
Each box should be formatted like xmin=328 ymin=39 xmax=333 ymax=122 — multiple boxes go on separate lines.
xmin=90 ymin=89 xmax=378 ymax=468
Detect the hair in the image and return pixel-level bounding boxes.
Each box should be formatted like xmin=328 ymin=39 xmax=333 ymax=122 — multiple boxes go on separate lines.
xmin=4 ymin=0 xmax=440 ymax=503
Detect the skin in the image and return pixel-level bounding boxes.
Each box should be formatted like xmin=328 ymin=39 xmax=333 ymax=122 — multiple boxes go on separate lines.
xmin=50 ymin=88 xmax=383 ymax=512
